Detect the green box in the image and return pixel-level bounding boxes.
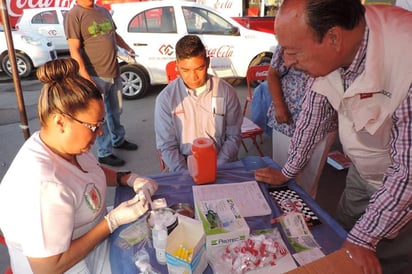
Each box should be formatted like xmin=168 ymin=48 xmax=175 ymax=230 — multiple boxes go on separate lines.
xmin=195 ymin=198 xmax=250 ymax=248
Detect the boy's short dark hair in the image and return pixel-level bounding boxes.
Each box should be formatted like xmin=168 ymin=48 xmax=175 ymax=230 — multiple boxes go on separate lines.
xmin=175 ymin=35 xmax=207 ymax=60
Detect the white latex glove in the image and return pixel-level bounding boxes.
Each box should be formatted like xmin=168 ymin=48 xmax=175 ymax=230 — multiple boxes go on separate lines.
xmin=105 ymin=193 xmax=148 ymax=233
xmin=127 ymin=173 xmax=158 ymax=196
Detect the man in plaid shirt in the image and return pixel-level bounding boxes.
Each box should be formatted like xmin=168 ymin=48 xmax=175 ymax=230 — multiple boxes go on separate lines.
xmin=255 ymin=1 xmax=412 ymax=273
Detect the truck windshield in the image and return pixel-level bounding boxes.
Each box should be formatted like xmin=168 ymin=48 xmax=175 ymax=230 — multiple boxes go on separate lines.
xmin=182 ymin=6 xmax=238 ymax=36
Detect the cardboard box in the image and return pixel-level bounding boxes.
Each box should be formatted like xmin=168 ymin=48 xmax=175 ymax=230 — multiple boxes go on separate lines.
xmin=166 ymin=215 xmax=208 ymax=274
xmin=195 ymin=198 xmax=250 ymax=248
xmin=285 ymin=249 xmax=363 ymax=274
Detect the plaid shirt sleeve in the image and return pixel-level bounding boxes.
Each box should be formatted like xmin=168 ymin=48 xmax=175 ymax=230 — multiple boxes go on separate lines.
xmin=281 ymin=80 xmax=338 ymax=178
xmin=347 ymin=87 xmax=412 ymax=251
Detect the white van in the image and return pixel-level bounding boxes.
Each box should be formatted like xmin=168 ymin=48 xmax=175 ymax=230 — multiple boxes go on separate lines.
xmin=0 ymin=25 xmax=56 ymax=78
xmin=111 ymin=1 xmax=277 ymax=99
xmin=15 ymin=7 xmax=70 ymax=54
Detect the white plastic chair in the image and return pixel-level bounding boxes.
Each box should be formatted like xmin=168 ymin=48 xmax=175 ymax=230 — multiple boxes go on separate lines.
xmin=272 ymin=130 xmax=337 ymax=199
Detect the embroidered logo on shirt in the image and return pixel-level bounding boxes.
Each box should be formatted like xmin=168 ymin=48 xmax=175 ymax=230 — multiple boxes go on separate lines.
xmin=84 ymin=183 xmax=102 ymax=211
xmin=360 ymin=90 xmax=391 ymax=100
xmin=360 ymin=93 xmax=373 ymax=99
xmin=380 ymin=90 xmax=392 ymax=98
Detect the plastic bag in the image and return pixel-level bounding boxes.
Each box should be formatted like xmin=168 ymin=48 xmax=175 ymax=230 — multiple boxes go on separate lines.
xmin=117 ymin=46 xmax=137 ymax=64
xmin=134 ymin=249 xmax=161 ymax=274
xmin=134 ymin=238 xmax=161 ymax=274
xmin=208 ymin=228 xmax=290 ymax=274
xmin=117 ymin=215 xmax=150 ymax=248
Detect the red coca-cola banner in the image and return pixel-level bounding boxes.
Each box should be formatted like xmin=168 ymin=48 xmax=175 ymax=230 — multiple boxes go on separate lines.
xmin=0 ymin=0 xmax=140 ymax=27
xmin=1 ymin=0 xmax=74 ymax=26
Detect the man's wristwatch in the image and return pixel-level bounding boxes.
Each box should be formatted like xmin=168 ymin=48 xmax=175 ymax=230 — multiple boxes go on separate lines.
xmin=116 ymin=171 xmax=131 ymax=186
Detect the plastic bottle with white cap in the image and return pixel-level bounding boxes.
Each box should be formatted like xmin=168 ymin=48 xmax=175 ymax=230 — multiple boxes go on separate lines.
xmin=152 ymin=219 xmax=167 ymax=265
xmin=187 ymin=137 xmax=217 ymax=184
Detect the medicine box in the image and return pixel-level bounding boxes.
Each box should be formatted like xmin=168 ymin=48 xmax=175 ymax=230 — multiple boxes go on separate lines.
xmin=166 ymin=215 xmax=208 ymax=274
xmin=195 ymin=198 xmax=250 ymax=248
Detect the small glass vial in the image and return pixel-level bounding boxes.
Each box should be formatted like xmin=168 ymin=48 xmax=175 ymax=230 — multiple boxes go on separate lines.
xmin=151 ymin=198 xmax=167 ymax=210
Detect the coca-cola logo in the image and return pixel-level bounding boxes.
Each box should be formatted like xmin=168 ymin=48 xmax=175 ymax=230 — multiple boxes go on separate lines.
xmin=213 ymin=0 xmax=233 ymax=9
xmin=7 ymin=0 xmax=75 ymax=17
xmin=200 ymin=0 xmax=233 ymax=10
xmin=255 ymin=71 xmax=268 ymax=77
xmin=207 ymin=45 xmax=234 ymax=58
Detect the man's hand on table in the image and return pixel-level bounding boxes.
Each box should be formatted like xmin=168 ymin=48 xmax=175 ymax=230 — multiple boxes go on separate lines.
xmin=254 ymin=167 xmax=289 ymax=185
xmin=342 ymin=240 xmax=382 ymax=274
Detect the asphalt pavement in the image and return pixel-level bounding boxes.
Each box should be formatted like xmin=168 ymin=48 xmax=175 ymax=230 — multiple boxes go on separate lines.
xmin=0 ymin=73 xmax=271 ymax=272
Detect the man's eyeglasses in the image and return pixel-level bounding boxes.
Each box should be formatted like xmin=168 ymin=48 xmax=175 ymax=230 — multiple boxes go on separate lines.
xmin=63 ymin=113 xmax=105 ymax=133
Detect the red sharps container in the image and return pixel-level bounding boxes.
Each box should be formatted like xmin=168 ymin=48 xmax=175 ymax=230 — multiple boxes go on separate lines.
xmin=187 ymin=137 xmax=217 ymax=184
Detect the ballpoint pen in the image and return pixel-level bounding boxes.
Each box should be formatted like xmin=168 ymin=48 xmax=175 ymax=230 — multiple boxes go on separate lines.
xmin=213 ymin=107 xmax=224 ymax=117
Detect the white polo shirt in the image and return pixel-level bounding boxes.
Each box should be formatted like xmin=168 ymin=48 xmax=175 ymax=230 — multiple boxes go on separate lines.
xmin=0 ymin=131 xmax=111 ymax=273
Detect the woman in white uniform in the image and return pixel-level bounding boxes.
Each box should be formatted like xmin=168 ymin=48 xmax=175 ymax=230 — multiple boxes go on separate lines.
xmin=0 ymin=58 xmax=158 ymax=273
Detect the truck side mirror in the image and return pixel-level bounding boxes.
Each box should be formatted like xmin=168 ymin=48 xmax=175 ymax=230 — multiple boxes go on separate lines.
xmin=229 ymin=26 xmax=240 ymax=36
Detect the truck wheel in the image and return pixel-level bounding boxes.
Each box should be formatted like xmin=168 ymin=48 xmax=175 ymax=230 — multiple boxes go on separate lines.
xmin=120 ymin=65 xmax=149 ymax=100
xmin=1 ymin=53 xmax=33 ymax=78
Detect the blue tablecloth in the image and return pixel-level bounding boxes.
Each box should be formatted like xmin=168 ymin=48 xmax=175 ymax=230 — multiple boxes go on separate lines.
xmin=110 ymin=157 xmax=347 ymax=274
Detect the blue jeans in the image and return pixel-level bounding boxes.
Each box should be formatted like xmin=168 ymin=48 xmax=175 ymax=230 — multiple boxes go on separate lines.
xmin=92 ymin=76 xmax=125 ymax=158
